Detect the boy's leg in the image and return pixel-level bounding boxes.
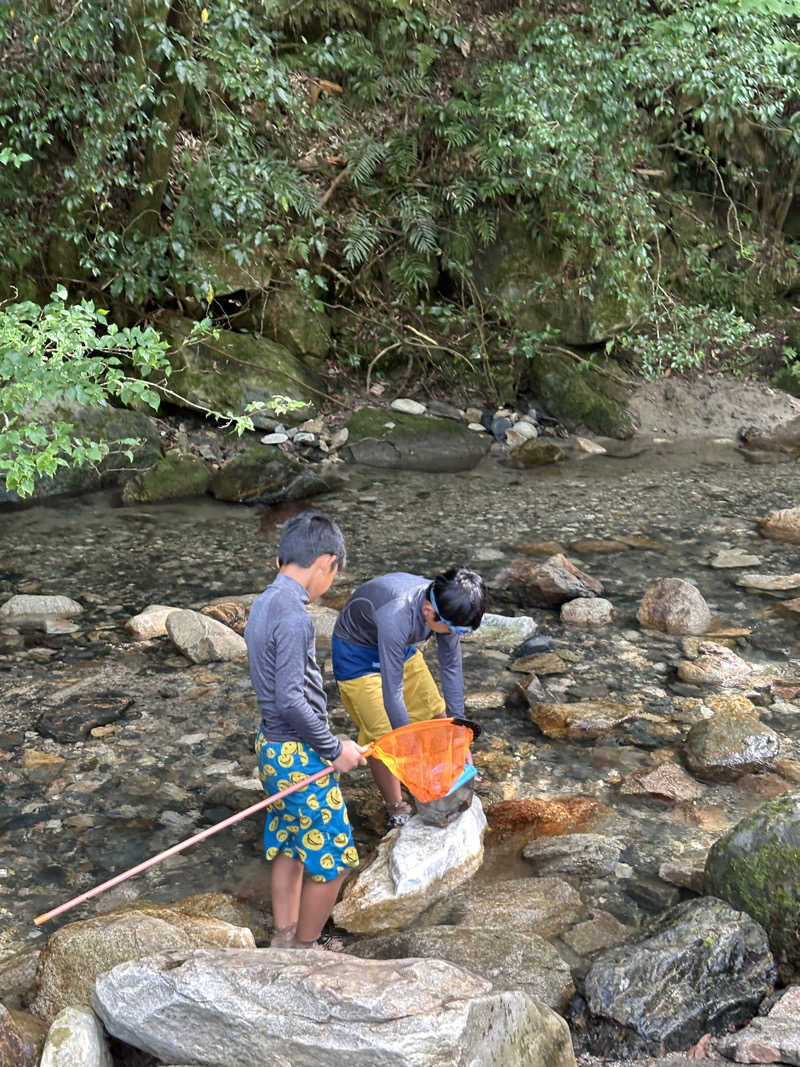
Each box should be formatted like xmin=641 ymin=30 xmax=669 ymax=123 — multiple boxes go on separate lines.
xmin=270 ymin=852 xmax=304 ymax=946
xmin=294 ymin=869 xmax=351 ymax=945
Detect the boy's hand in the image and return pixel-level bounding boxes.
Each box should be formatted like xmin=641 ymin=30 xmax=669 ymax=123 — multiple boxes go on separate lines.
xmin=332 ymin=739 xmax=367 ymax=773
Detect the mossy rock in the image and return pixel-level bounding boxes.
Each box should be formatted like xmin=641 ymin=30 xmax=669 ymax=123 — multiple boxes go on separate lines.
xmin=0 ymin=405 xmax=162 ymax=505
xmin=513 ymin=439 xmax=567 ymax=466
xmin=210 ymin=445 xmax=301 ymax=503
xmin=526 ymin=351 xmax=635 ymax=437
xmin=163 ymin=316 xmax=322 ymax=428
xmin=705 ymin=792 xmax=800 ymax=977
xmin=261 ymin=286 xmax=331 ymax=362
xmin=191 ymin=247 xmax=273 ymax=293
xmin=474 ymin=218 xmax=648 ymax=345
xmin=121 ymin=450 xmax=211 ymax=505
xmin=343 ymin=407 xmax=490 ymax=472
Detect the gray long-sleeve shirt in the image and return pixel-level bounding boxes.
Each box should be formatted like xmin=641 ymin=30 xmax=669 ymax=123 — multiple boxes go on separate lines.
xmin=333 ymin=572 xmax=464 ymax=729
xmin=244 ymin=573 xmax=342 ymax=761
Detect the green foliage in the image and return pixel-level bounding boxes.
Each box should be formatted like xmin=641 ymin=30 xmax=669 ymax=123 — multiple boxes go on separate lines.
xmin=616 ymin=304 xmax=774 ymax=378
xmin=1 ymin=0 xmax=798 ymax=407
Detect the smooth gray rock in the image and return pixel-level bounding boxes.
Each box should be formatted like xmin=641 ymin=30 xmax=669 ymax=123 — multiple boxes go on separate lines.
xmin=715 ymin=984 xmax=800 ymax=1065
xmin=346 ymin=925 xmax=575 ymax=1012
xmin=93 ymin=947 xmax=577 ymax=1067
xmin=583 ymin=897 xmax=776 ymax=1057
xmin=40 ymin=1005 xmax=112 ymax=1067
xmin=343 ymin=407 xmax=490 ymax=473
xmin=0 ymin=595 xmax=83 ymax=619
xmin=522 ymin=833 xmax=622 ymax=877
xmin=165 ymin=609 xmax=247 ymax=663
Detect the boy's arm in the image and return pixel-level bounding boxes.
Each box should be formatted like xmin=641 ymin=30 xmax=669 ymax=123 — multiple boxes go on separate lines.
xmin=375 ymin=604 xmax=412 ymax=730
xmin=273 ymin=616 xmax=342 ymax=761
xmin=436 ymin=633 xmax=465 ymax=718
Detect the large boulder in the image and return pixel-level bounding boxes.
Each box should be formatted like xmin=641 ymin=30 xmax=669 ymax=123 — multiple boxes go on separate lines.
xmin=30 ymin=903 xmax=256 ymax=1023
xmin=583 ymin=897 xmax=776 ymax=1057
xmin=473 ymin=217 xmax=648 ymax=348
xmin=162 ymin=315 xmax=322 ymax=427
xmin=121 ymin=450 xmax=211 ymax=505
xmin=704 ymin=793 xmax=800 ymax=977
xmin=93 ymin=947 xmax=577 ymax=1067
xmin=525 ymin=351 xmax=636 ymax=437
xmin=209 ymin=445 xmax=344 ymax=504
xmin=333 ymin=796 xmax=487 ymax=935
xmin=347 ymin=925 xmax=574 ymax=1012
xmin=343 ymin=407 xmax=490 ymax=472
xmin=0 ymin=405 xmax=162 ymax=504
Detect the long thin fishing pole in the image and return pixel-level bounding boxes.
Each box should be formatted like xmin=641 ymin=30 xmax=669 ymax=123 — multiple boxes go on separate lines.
xmin=34 ymin=757 xmax=366 ymax=927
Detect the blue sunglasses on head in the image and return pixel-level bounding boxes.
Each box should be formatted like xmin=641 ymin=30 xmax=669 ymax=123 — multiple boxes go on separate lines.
xmin=429 ymin=587 xmax=474 ymax=635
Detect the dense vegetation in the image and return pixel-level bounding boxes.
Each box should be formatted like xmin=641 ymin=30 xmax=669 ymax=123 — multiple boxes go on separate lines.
xmin=1 ymin=0 xmax=799 ymax=491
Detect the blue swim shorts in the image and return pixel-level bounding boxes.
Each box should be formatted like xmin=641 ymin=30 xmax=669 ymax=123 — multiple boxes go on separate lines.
xmin=254 ymin=731 xmax=359 ymax=883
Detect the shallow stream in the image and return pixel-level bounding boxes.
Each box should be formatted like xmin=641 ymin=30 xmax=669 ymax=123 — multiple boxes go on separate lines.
xmin=1 ymin=438 xmax=799 ymax=992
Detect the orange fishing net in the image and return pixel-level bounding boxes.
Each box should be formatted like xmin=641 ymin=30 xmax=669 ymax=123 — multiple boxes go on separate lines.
xmin=366 ymin=717 xmax=477 ymax=802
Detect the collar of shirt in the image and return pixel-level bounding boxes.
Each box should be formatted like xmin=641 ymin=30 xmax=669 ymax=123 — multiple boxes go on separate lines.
xmin=272 ymin=572 xmax=310 ymax=603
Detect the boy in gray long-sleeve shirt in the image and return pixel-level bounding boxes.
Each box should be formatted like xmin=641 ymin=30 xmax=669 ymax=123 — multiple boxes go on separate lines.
xmin=245 ymin=511 xmax=365 ymax=949
xmin=332 ymin=567 xmax=485 ymax=829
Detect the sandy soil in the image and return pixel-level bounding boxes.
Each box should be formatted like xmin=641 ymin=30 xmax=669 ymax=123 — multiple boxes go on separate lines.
xmin=627 ymin=372 xmax=800 ymax=441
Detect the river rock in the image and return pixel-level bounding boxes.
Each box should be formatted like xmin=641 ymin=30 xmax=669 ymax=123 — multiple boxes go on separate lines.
xmin=463 ymin=611 xmax=536 ymax=648
xmin=30 ymin=903 xmax=256 ymax=1023
xmin=530 ymin=699 xmax=639 ymax=740
xmin=0 ymin=595 xmax=83 ymax=619
xmin=486 ymin=796 xmax=602 ymax=836
xmin=34 ymin=692 xmax=135 ymax=743
xmin=736 ymin=571 xmax=800 ymax=591
xmin=716 ymin=984 xmax=800 ymax=1065
xmin=0 ymin=947 xmax=41 ymax=1007
xmin=423 ymin=875 xmax=584 ymax=941
xmin=505 ymin=420 xmax=538 ymax=450
xmin=121 ymin=451 xmax=211 ymax=505
xmin=522 ymin=833 xmax=622 ymax=877
xmin=704 ymin=793 xmax=800 ymax=976
xmin=0 ymin=1003 xmax=45 ymax=1067
xmin=561 ymin=597 xmax=615 ymax=627
xmin=677 ymin=641 xmax=752 ymax=686
xmin=511 ymin=651 xmax=566 ymax=675
xmin=583 ymin=897 xmax=776 ymax=1058
xmin=199 ymin=600 xmax=249 ymax=635
xmin=346 ymin=925 xmax=574 ymax=1012
xmin=513 ymin=439 xmax=567 ymax=466
xmin=210 ymin=447 xmax=344 ymax=504
xmin=709 ymin=548 xmax=763 ymax=568
xmin=759 ymin=506 xmax=800 ymax=544
xmin=165 ymin=609 xmax=247 ymax=663
xmin=495 ymin=554 xmax=603 ymax=608
xmin=125 ymin=604 xmax=180 ymax=638
xmin=39 ymin=1005 xmax=112 ymax=1067
xmin=332 ymin=796 xmax=486 ymax=935
xmin=343 ymin=406 xmax=490 ymax=473
xmin=684 ymin=712 xmax=779 ymax=781
xmin=619 ymin=762 xmax=705 ymax=802
xmin=390 ymin=397 xmax=426 ymax=415
xmin=637 ymin=578 xmax=711 ymax=635
xmin=93 ymin=946 xmax=576 ymax=1067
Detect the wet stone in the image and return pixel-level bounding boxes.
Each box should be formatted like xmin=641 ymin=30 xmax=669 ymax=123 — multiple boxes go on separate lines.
xmin=35 ymin=693 xmax=135 ymax=743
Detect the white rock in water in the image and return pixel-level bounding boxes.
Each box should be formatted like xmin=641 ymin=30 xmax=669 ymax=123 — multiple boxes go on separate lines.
xmin=40 ymin=1005 xmax=112 ymax=1067
xmin=464 ymin=612 xmax=536 ymax=647
xmin=390 ymin=397 xmax=426 ymax=415
xmin=260 ymin=433 xmax=289 ymax=445
xmin=0 ymin=595 xmax=83 ymax=618
xmin=125 ymin=604 xmax=181 ymax=638
xmin=93 ymin=947 xmax=575 ymax=1067
xmin=293 ymin=432 xmax=316 ymax=444
xmin=333 ymin=796 xmax=487 ymax=935
xmin=573 ymin=436 xmax=607 ymax=455
xmin=710 ymin=549 xmax=762 ymax=569
xmin=165 ymin=609 xmax=247 ymax=663
xmin=506 ymin=422 xmax=538 ymax=450
xmin=468 ymin=422 xmax=488 ymax=432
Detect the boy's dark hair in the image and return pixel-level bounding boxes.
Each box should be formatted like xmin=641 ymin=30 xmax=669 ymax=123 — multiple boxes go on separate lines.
xmin=278 ymin=511 xmax=346 ymax=570
xmin=429 ymin=566 xmax=486 ymax=630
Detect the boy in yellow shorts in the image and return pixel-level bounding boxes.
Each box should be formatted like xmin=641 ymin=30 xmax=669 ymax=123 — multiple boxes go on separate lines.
xmin=244 ymin=511 xmax=366 ymax=949
xmin=332 ymin=567 xmax=485 ymax=830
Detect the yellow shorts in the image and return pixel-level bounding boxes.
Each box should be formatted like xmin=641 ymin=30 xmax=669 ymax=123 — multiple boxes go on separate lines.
xmin=337 ymin=650 xmax=446 ymax=745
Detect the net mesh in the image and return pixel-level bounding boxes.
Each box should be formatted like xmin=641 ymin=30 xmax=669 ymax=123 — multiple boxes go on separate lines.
xmin=368 ymin=718 xmax=475 ymax=802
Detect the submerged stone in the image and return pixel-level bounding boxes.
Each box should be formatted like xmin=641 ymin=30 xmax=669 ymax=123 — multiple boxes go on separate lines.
xmin=121 ymin=450 xmax=211 ymax=505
